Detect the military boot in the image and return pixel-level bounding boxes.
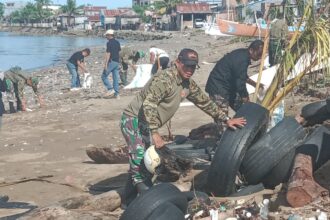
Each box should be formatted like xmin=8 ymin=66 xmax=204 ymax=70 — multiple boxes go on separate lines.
xmin=9 ymin=102 xmax=16 ymax=113
xmin=120 ymin=71 xmax=128 ymax=86
xmin=16 ymin=100 xmax=22 ymax=111
xmin=121 ymin=175 xmax=137 ymax=209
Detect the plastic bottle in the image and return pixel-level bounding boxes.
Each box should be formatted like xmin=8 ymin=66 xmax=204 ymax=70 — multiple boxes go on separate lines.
xmin=259 ymin=199 xmax=269 ymax=220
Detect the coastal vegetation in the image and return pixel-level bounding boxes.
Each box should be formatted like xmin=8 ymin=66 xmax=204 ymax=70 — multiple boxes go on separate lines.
xmin=0 ymin=2 xmax=4 ymax=19
xmin=261 ymin=1 xmax=330 ymax=112
xmin=5 ymin=0 xmax=83 ymax=24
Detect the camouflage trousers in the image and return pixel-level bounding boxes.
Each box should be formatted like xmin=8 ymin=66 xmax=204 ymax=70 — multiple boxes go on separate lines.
xmin=120 ymin=113 xmax=151 ymax=185
xmin=210 ymin=95 xmax=230 ymax=133
xmin=120 ymin=61 xmax=129 ymax=86
xmin=5 ymin=79 xmax=16 ymax=103
xmin=269 ymin=39 xmax=284 ymax=67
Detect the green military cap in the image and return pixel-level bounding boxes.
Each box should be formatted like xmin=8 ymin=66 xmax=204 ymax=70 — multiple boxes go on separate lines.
xmin=138 ymin=50 xmax=145 ymax=58
xmin=31 ymin=77 xmax=39 ymax=87
xmin=9 ymin=66 xmax=22 ymax=74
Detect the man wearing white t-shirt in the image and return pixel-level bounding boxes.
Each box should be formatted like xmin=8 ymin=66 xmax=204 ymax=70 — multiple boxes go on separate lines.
xmin=149 ymin=46 xmax=170 ymax=75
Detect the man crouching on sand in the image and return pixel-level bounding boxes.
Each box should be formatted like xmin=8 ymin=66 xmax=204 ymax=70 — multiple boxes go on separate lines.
xmin=4 ymin=66 xmax=44 ymax=112
xmin=119 ymin=48 xmax=246 ymax=206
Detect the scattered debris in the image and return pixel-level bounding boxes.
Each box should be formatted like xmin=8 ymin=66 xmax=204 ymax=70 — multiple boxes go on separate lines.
xmin=86 ymin=146 xmax=128 ymax=164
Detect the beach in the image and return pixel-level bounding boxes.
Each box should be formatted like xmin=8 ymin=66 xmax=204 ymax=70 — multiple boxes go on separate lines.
xmin=0 ymin=30 xmax=328 ymax=218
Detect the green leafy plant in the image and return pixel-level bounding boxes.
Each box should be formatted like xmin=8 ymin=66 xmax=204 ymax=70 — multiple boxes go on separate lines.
xmin=261 ymin=1 xmax=330 ymax=112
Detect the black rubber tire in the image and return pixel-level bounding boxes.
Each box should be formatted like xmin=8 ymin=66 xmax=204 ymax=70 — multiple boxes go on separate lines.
xmin=174 ymin=135 xmax=188 ymax=145
xmin=316 ymin=129 xmax=330 ymax=169
xmin=296 ymin=126 xmax=330 ymax=170
xmin=230 ymin=183 xmax=265 ymax=197
xmin=183 ymin=191 xmax=210 ymax=204
xmin=296 ymin=126 xmax=326 ymax=162
xmin=146 ymin=202 xmax=185 ymax=220
xmin=172 ymin=149 xmax=209 ymax=161
xmin=120 ymin=183 xmax=188 ymax=220
xmin=327 ymin=98 xmax=330 ymax=113
xmin=301 ymin=99 xmax=328 ymax=118
xmin=263 ymin=126 xmax=330 ymax=188
xmin=261 ymin=149 xmax=296 ymax=189
xmin=241 ymin=117 xmax=305 ymax=185
xmin=206 ymin=102 xmax=269 ymax=196
xmin=301 ymin=99 xmax=330 ymax=126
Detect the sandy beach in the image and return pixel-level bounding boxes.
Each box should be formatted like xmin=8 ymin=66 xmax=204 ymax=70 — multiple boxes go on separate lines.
xmin=0 ymin=30 xmax=329 ymax=218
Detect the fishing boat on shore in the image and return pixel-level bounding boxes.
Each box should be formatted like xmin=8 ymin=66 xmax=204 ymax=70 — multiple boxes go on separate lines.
xmin=217 ymin=18 xmax=303 ymax=37
xmin=217 ymin=19 xmax=267 ymax=37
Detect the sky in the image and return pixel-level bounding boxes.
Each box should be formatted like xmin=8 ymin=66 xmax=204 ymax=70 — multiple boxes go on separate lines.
xmin=22 ymin=0 xmax=132 ymax=9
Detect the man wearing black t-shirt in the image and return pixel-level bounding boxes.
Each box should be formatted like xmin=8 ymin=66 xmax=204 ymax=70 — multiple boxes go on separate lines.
xmin=205 ymin=40 xmax=264 ymax=132
xmin=102 ymin=29 xmax=121 ymax=99
xmin=67 ymin=48 xmax=90 ymax=90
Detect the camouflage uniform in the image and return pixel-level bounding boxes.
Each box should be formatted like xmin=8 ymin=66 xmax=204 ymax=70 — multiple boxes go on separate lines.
xmin=121 ymin=66 xmax=228 ymax=184
xmin=4 ymin=67 xmax=39 ymax=111
xmin=269 ymin=18 xmax=288 ymax=66
xmin=119 ymin=47 xmax=137 ymax=86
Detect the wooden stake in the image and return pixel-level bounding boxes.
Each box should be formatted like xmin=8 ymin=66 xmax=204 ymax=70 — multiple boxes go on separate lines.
xmin=286 ymin=153 xmax=329 ymax=208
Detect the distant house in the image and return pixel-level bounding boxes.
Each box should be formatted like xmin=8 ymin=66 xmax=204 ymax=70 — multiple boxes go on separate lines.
xmin=43 ymin=4 xmax=61 ymax=15
xmin=3 ymin=1 xmax=27 ymax=17
xmin=58 ymin=13 xmax=87 ymax=29
xmin=133 ymin=0 xmax=163 ymax=6
xmin=84 ymin=6 xmax=107 ymax=16
xmin=88 ymin=8 xmax=140 ymax=30
xmin=175 ymin=3 xmax=212 ymax=30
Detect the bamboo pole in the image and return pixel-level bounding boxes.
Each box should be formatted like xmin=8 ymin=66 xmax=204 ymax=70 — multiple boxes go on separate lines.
xmin=252 ymin=28 xmax=269 ymax=103
xmin=261 ymin=7 xmax=309 ymax=108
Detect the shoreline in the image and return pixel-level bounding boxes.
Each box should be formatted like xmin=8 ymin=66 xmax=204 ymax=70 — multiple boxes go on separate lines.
xmin=0 ymin=25 xmax=173 ymax=41
xmin=0 ymin=29 xmax=325 ymax=219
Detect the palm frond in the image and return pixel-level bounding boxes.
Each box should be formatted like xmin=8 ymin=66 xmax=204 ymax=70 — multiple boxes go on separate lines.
xmin=261 ymin=1 xmax=330 ymax=112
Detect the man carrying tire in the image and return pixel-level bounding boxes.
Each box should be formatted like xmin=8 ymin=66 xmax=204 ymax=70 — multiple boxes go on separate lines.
xmin=205 ymin=40 xmax=264 ymax=133
xmin=120 ymin=48 xmax=246 ymax=203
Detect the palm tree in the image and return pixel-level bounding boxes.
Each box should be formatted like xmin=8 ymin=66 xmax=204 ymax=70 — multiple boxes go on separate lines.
xmin=21 ymin=2 xmax=38 ymax=24
xmin=0 ymin=3 xmax=4 ymax=19
xmin=34 ymin=0 xmax=52 ymax=22
xmin=61 ymin=0 xmax=78 ymax=27
xmin=154 ymin=0 xmax=183 ymax=15
xmin=260 ymin=1 xmax=330 ymax=113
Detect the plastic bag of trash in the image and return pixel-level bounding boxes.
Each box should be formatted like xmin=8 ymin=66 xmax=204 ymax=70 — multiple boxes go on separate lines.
xmin=269 ymin=100 xmax=285 ymax=129
xmin=124 ymin=64 xmax=152 ymax=89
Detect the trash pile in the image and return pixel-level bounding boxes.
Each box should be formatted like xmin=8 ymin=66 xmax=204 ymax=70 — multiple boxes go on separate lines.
xmin=119 ymin=99 xmax=330 ymax=220
xmin=12 ymin=99 xmax=330 ymax=220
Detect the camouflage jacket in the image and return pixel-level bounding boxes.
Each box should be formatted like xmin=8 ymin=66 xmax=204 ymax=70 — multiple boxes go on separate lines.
xmin=120 ymin=47 xmax=136 ymax=65
xmin=123 ymin=66 xmax=228 ymax=133
xmin=270 ymin=18 xmax=288 ymax=40
xmin=4 ymin=67 xmax=39 ymax=100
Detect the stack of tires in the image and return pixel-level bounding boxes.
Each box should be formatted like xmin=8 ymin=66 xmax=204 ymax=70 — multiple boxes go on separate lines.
xmin=207 ymin=100 xmax=330 ymax=196
xmin=121 ymin=100 xmax=330 ymax=219
xmin=120 ymin=184 xmax=187 ymax=220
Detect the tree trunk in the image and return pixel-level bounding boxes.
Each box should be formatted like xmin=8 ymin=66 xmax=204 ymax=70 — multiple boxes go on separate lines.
xmin=286 ymin=153 xmax=329 ymax=208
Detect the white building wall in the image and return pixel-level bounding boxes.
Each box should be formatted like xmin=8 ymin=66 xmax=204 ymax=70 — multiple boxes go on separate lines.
xmin=4 ymin=1 xmax=27 ymax=17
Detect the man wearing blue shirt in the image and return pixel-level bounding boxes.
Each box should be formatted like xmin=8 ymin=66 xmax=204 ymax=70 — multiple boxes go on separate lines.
xmin=102 ymin=29 xmax=121 ymax=99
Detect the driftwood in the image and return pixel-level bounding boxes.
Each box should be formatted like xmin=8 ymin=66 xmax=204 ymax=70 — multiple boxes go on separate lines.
xmin=86 ymin=147 xmax=128 ymax=164
xmin=21 ymin=190 xmax=123 ymax=220
xmin=286 ymin=153 xmax=329 ymax=208
xmin=188 ymin=123 xmax=220 ymax=140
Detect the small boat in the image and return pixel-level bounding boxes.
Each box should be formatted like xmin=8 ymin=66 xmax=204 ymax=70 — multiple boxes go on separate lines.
xmin=217 ymin=18 xmax=303 ymax=38
xmin=217 ymin=18 xmax=267 ymax=37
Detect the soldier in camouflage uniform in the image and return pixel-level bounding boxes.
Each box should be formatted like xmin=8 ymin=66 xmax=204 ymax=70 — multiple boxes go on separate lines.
xmin=119 ymin=47 xmax=145 ymax=86
xmin=120 ymin=48 xmax=246 ymax=204
xmin=4 ymin=66 xmax=44 ymax=112
xmin=269 ymin=14 xmax=288 ymax=66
